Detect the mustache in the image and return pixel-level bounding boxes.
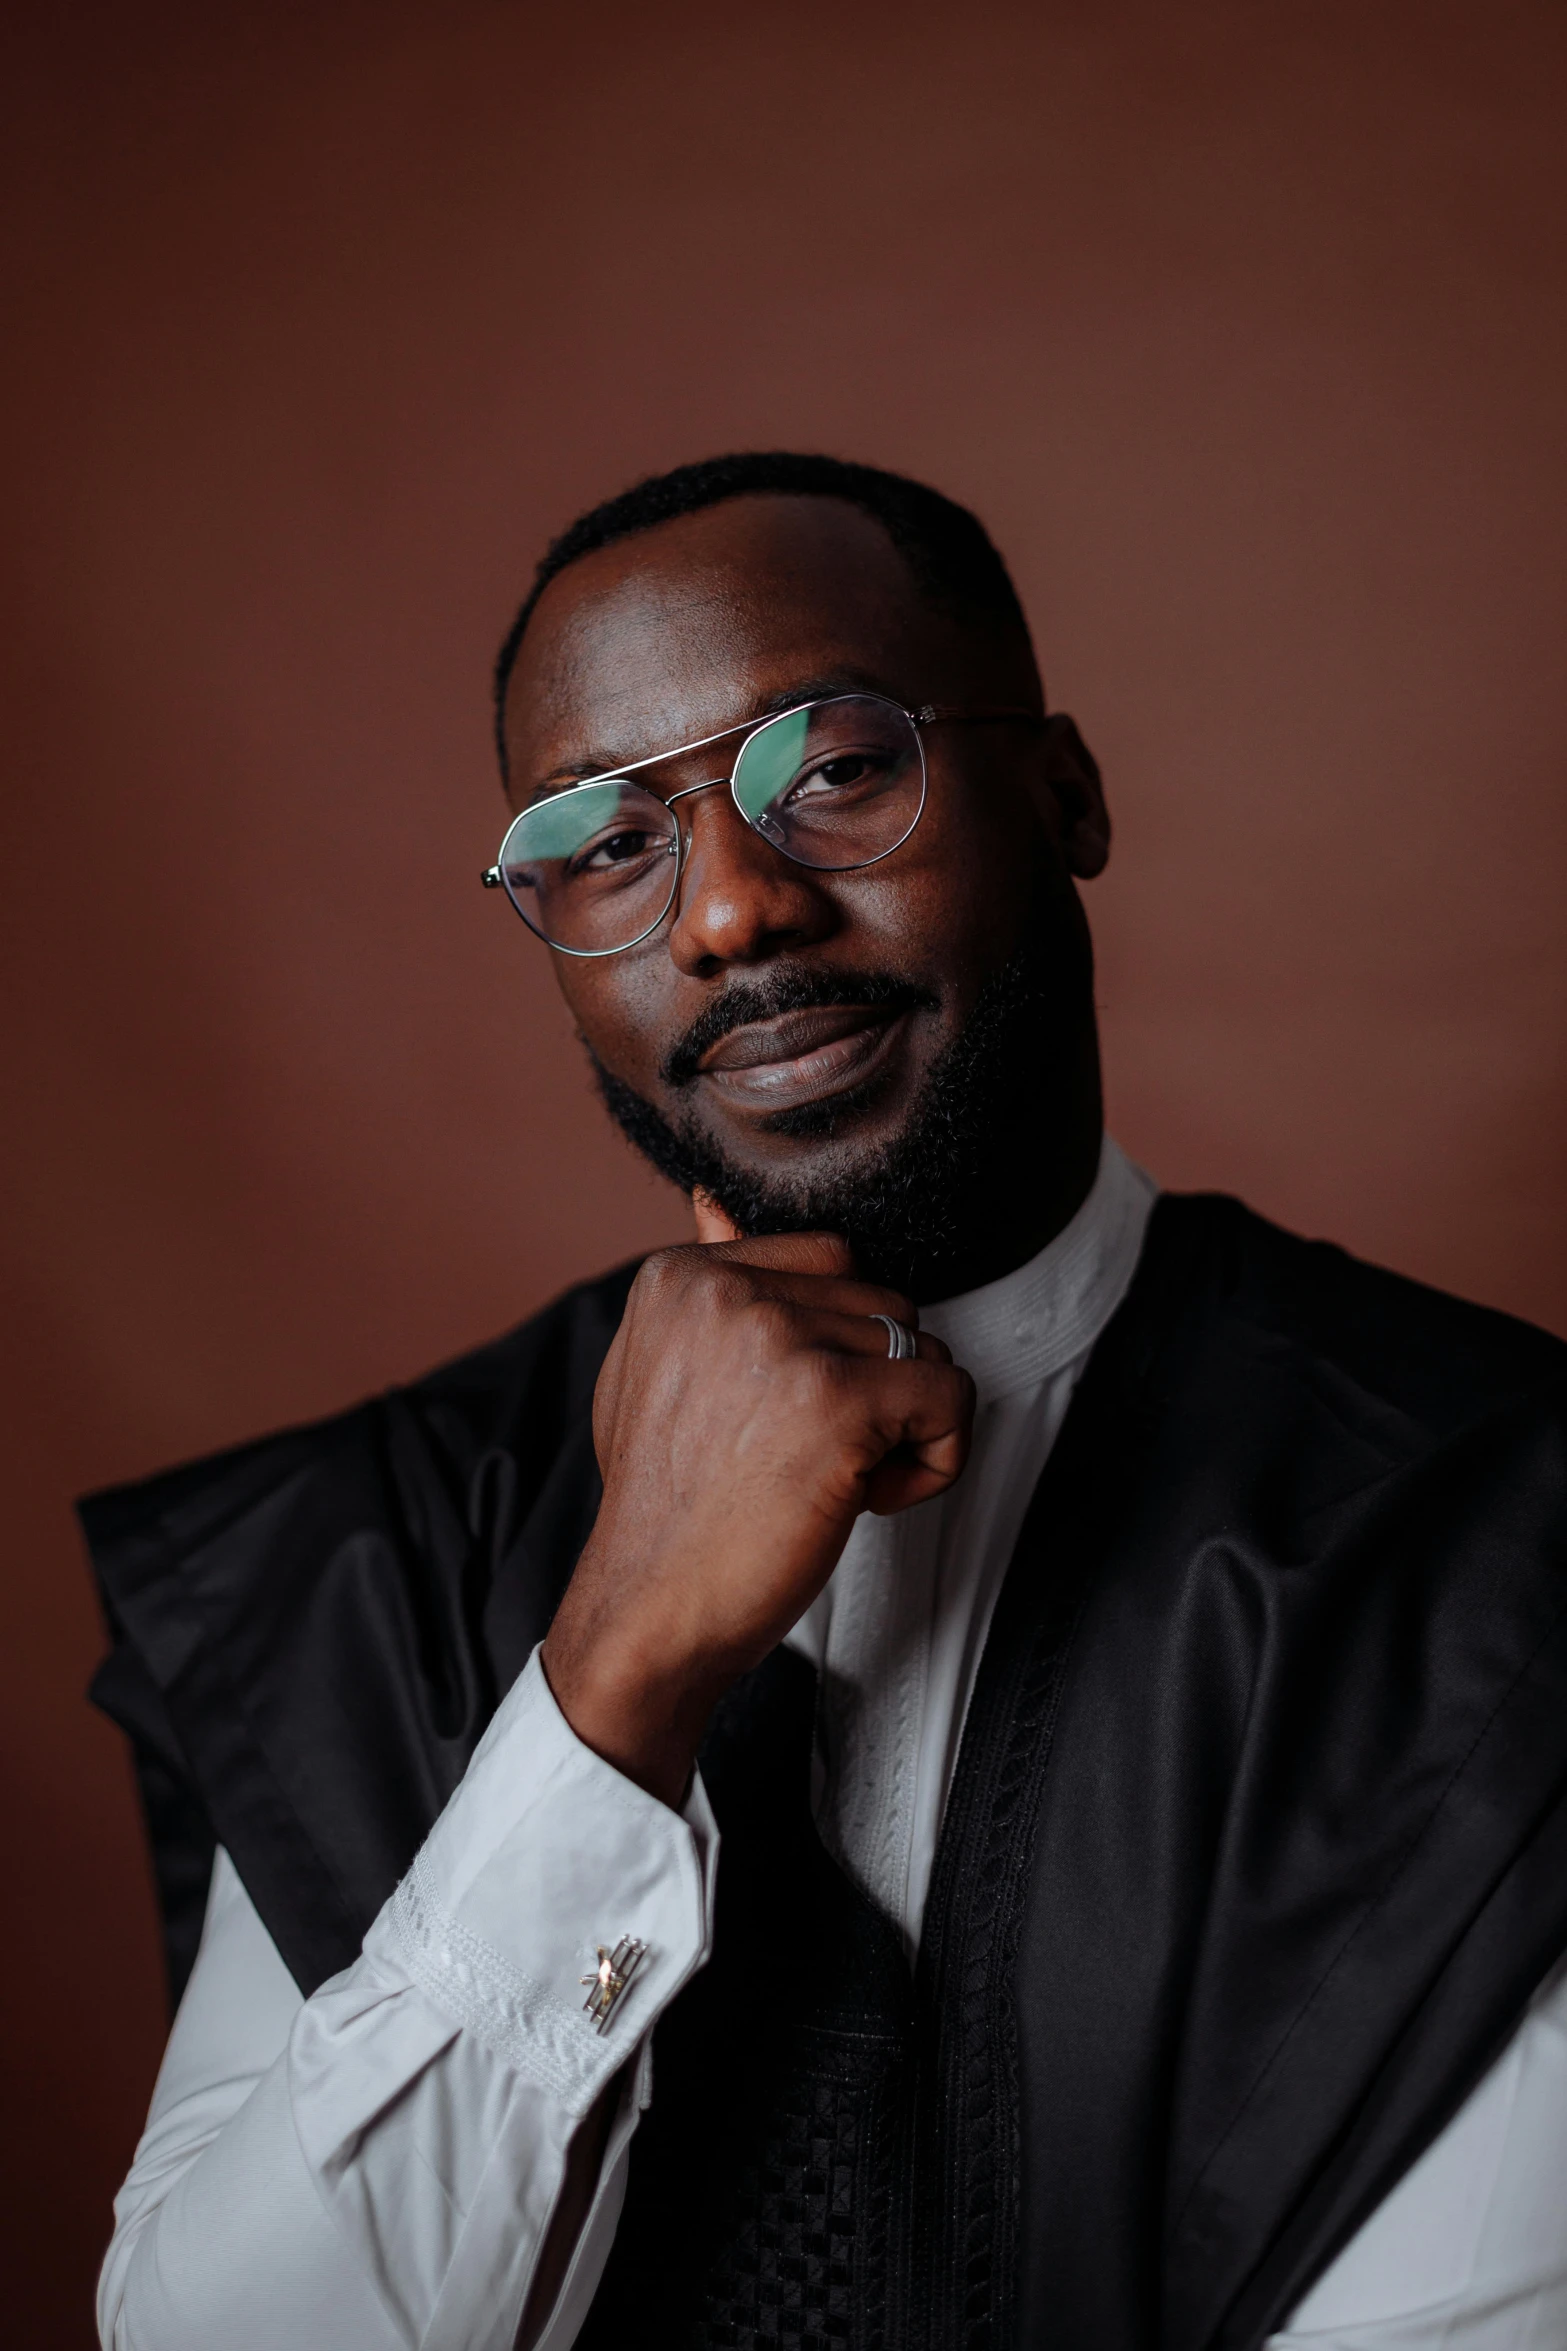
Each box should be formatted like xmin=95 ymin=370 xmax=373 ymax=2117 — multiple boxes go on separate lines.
xmin=660 ymin=965 xmax=938 ymax=1089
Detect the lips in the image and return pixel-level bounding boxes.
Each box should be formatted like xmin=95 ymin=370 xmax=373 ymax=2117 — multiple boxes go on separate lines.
xmin=697 ymin=1003 xmax=911 ymax=1112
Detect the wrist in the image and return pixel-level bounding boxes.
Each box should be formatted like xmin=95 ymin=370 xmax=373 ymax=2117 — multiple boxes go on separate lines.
xmin=540 ymin=1634 xmax=721 ymax=1811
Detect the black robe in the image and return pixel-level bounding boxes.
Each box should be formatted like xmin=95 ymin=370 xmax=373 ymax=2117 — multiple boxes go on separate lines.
xmin=83 ymin=1195 xmax=1567 ymax=2350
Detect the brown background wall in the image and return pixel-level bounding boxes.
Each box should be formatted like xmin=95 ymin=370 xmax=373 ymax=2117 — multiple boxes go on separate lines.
xmin=3 ymin=3 xmax=1564 ymax=2340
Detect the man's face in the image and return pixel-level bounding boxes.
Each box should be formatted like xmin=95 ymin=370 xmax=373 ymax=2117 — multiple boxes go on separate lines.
xmin=500 ymin=494 xmax=1108 ymax=1287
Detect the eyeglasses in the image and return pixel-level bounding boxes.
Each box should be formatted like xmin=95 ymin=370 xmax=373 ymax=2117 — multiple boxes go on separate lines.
xmin=482 ymin=693 xmax=1036 ymax=957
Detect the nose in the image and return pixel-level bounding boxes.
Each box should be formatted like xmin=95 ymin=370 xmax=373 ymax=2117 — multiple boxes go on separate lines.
xmin=665 ymin=782 xmax=836 ymax=977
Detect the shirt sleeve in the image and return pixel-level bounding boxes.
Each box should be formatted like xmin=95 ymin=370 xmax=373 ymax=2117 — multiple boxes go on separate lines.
xmin=98 ymin=1646 xmax=719 ymax=2351
xmin=1266 ymin=1950 xmax=1567 ymax=2349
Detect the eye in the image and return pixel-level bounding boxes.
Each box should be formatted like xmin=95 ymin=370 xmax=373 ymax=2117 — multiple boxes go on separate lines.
xmin=568 ymin=825 xmax=670 ymax=878
xmin=787 ymin=748 xmax=891 ymax=800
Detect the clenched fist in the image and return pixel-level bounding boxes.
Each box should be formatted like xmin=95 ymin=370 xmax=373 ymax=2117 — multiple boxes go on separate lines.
xmin=543 ymin=1232 xmax=975 ymax=1806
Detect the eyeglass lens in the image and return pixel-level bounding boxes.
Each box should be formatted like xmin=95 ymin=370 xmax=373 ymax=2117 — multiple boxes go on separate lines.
xmin=495 ymin=694 xmax=925 ymax=955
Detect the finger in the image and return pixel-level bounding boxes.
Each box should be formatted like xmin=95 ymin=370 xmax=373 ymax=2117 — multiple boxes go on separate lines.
xmin=861 ymin=1365 xmax=975 ymax=1513
xmin=864 ymin=1436 xmax=968 ymax=1515
xmin=647 ymin=1234 xmax=919 ymax=1328
xmin=691 ymin=1187 xmax=743 ymax=1244
xmin=625 ymin=1236 xmax=867 ymax=1325
xmin=736 ymin=1281 xmax=926 ymax=1337
xmin=788 ymin=1308 xmax=952 ymax=1366
xmin=816 ymin=1353 xmax=975 ymax=1457
xmin=697 ymin=1230 xmax=858 ymax=1279
xmin=623 ymin=1242 xmax=923 ymax=1364
xmin=721 ymin=1263 xmax=922 ymax=1328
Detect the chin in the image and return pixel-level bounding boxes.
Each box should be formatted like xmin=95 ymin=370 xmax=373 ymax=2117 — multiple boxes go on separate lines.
xmin=591 ymin=924 xmax=1085 ymax=1292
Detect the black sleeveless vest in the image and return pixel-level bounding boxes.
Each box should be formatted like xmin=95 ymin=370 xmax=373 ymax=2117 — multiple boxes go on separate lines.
xmin=83 ymin=1197 xmax=1567 ymax=2350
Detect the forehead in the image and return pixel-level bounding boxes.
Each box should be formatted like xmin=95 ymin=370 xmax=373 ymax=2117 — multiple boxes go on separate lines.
xmin=502 ymin=494 xmax=958 ymax=788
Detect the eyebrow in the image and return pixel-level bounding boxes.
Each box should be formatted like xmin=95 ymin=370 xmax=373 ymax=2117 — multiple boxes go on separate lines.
xmin=524 ymin=668 xmax=897 ymax=803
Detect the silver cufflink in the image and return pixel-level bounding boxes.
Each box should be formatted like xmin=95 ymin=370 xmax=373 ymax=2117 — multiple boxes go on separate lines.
xmin=580 ymin=1936 xmax=648 ymax=2033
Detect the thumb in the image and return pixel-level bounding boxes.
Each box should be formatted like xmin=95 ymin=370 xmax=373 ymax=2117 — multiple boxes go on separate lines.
xmin=691 ymin=1186 xmax=744 ymax=1244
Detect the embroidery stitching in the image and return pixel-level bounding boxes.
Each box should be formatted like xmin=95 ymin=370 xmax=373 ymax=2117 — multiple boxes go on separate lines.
xmin=387 ymin=1849 xmax=622 ymax=2101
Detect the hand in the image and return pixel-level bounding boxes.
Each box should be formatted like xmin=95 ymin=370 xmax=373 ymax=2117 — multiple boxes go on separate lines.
xmin=542 ymin=1230 xmax=974 ymax=1806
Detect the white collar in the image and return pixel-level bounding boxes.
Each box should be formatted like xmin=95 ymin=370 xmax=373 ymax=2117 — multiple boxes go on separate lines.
xmin=919 ymin=1137 xmax=1157 ymax=1404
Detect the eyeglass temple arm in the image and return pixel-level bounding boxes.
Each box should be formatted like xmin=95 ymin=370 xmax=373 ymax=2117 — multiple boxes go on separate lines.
xmin=912 ymin=703 xmax=1045 ymax=726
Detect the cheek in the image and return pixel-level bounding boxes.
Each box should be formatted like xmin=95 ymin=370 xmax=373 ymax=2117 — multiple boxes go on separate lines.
xmin=552 ymin=955 xmax=673 ymax=1082
xmin=853 ymin=787 xmax=1038 ymax=978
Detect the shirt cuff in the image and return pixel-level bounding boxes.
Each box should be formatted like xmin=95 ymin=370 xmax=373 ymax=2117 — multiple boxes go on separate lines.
xmin=372 ymin=1645 xmax=717 ymax=2115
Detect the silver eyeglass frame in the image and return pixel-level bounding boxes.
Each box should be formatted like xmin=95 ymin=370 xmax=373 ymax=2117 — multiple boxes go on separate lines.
xmin=481 ymin=693 xmax=1037 ymax=958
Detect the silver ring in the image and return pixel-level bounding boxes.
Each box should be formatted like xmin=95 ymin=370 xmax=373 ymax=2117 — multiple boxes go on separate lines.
xmin=869 ymin=1313 xmax=918 ymax=1362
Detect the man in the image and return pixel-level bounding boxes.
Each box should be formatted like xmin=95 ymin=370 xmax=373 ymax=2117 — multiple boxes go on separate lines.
xmin=87 ymin=454 xmax=1567 ymax=2351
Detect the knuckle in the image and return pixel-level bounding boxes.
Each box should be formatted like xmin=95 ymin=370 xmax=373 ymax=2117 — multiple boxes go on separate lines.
xmin=742 ymin=1295 xmax=799 ymax=1354
xmin=790 ymin=1346 xmax=850 ymax=1411
xmin=634 ymin=1245 xmax=693 ymax=1301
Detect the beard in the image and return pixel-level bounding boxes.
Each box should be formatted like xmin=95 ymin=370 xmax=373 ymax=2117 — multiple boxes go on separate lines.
xmin=588 ymin=904 xmax=1094 ymax=1300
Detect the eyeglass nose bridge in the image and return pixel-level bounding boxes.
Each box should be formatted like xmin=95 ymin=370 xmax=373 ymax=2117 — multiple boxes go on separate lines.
xmin=664 ymin=771 xmax=789 ymax=848
xmin=663 ymin=775 xmax=729 ymax=810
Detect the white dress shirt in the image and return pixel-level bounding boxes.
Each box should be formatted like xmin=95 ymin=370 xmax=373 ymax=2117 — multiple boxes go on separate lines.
xmin=100 ymin=1142 xmax=1567 ymax=2350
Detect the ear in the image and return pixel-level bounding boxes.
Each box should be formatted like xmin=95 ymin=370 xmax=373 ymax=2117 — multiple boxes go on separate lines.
xmin=1038 ymin=713 xmax=1111 ymax=879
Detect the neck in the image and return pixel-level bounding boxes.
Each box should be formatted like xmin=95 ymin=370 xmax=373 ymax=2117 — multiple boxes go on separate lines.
xmin=906 ymin=1026 xmax=1104 ymax=1307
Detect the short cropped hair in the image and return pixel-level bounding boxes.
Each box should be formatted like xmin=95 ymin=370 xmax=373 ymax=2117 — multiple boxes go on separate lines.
xmin=492 ymin=451 xmax=1034 ymax=782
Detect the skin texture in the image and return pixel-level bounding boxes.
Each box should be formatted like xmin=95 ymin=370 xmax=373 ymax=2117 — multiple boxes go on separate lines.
xmin=500 ymin=494 xmax=1110 ymax=1805
xmin=505 ymin=493 xmax=1110 ymax=2342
